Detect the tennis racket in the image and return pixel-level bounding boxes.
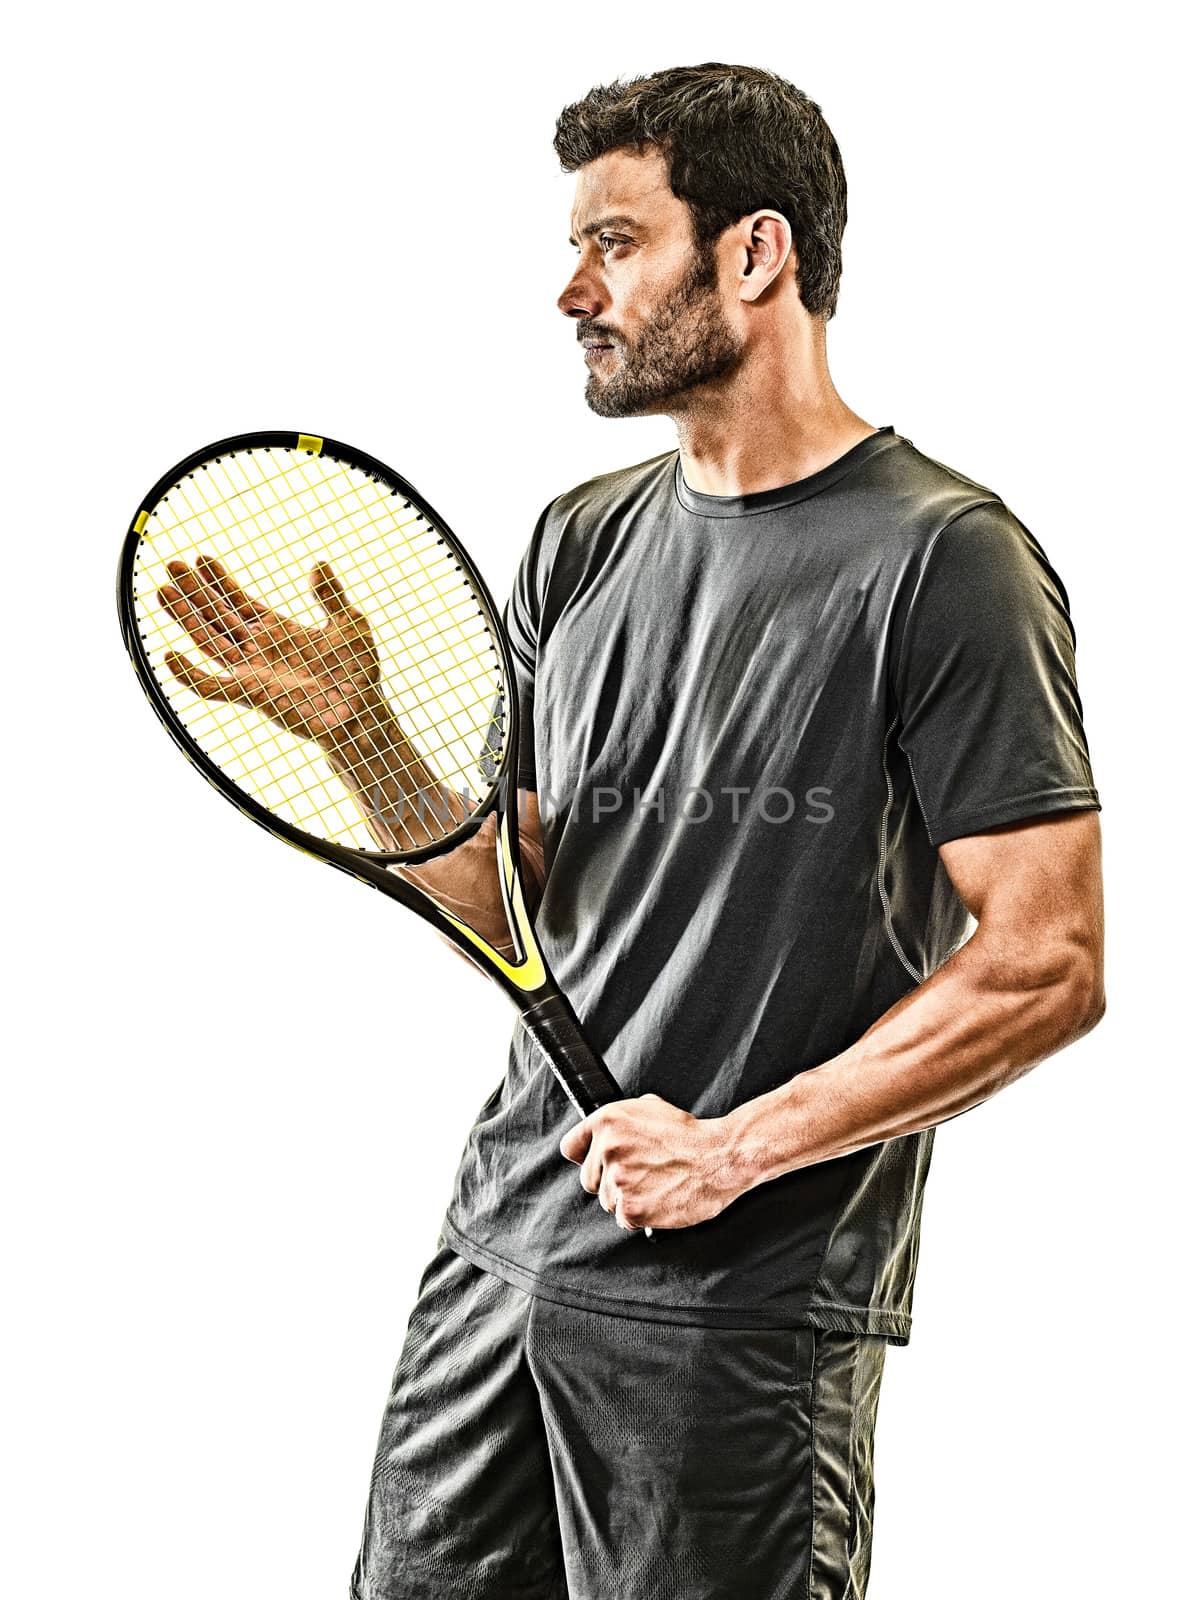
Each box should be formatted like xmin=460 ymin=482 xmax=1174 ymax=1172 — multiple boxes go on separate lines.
xmin=118 ymin=430 xmax=649 ymax=1230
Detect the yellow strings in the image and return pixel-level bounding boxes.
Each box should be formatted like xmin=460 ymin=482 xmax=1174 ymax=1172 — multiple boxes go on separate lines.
xmin=133 ymin=448 xmax=506 ymax=853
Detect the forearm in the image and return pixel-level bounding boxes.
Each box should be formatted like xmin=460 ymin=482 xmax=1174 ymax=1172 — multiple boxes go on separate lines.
xmin=401 ymin=809 xmax=546 ymax=964
xmin=725 ymin=929 xmax=1105 ymax=1193
xmin=323 ymin=699 xmax=470 ymax=852
xmin=325 ymin=708 xmax=537 ymax=956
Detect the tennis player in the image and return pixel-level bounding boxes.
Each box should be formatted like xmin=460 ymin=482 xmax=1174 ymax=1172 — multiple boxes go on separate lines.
xmin=346 ymin=63 xmax=1106 ymax=1599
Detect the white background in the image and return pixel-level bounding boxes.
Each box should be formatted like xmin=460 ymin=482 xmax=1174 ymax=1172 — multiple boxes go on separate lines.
xmin=4 ymin=3 xmax=1194 ymax=1596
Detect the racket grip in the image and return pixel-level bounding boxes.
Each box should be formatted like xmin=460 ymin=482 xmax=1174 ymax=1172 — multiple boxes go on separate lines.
xmin=520 ymin=991 xmax=625 ymax=1117
xmin=520 ymin=992 xmax=655 ymax=1241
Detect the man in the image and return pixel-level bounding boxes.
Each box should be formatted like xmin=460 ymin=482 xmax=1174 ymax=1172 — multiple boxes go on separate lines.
xmin=349 ymin=61 xmax=1104 ymax=1598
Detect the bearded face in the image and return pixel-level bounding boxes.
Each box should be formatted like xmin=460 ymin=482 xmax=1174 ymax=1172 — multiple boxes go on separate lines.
xmin=577 ymin=240 xmax=745 ymax=418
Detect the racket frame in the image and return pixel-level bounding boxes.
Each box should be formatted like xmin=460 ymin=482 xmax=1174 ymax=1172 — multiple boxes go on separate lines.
xmin=118 ymin=429 xmax=647 ymax=1224
xmin=117 ymin=430 xmax=547 ymax=1005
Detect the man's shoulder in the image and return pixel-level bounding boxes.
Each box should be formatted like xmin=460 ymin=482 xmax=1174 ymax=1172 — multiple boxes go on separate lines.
xmin=515 ymin=451 xmax=677 ymax=603
xmin=868 ymin=432 xmax=1009 ymax=539
xmin=544 ymin=449 xmax=678 ymax=524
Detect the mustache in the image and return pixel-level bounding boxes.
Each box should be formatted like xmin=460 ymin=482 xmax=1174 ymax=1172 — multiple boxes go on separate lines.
xmin=577 ymin=324 xmax=622 ymax=345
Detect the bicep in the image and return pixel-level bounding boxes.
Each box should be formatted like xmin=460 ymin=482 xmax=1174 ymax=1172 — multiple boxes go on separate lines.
xmin=939 ymin=810 xmax=1105 ymax=994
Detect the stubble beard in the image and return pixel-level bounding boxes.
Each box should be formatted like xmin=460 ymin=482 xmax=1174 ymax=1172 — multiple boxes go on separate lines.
xmin=583 ymin=244 xmax=744 ymax=419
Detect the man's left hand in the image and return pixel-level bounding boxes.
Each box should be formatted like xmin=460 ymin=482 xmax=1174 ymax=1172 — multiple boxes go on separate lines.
xmin=559 ymin=1094 xmax=745 ymax=1232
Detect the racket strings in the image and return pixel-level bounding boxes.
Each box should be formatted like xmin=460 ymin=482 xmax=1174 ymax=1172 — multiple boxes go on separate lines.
xmin=164 ymin=451 xmax=501 ymax=843
xmin=131 ymin=446 xmax=508 ymax=854
xmin=149 ymin=546 xmax=493 ymax=846
xmin=239 ymin=456 xmax=502 ymax=764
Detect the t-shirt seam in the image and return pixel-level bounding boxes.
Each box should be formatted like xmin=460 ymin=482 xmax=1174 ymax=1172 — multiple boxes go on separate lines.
xmin=804 ymin=1296 xmax=911 ymax=1322
xmin=671 ymin=432 xmax=901 ymax=519
xmin=892 ymin=495 xmax=1004 ymax=682
xmin=520 ymin=492 xmax=573 ymax=667
xmin=795 ymin=1159 xmax=876 ymax=1338
xmin=506 ymin=494 xmax=569 ymax=791
xmin=877 ymin=713 xmax=926 ymax=984
xmin=444 ymin=1218 xmax=746 ymax=1316
xmin=901 ymin=443 xmax=997 ymax=500
xmin=441 ymin=1216 xmax=911 ymax=1328
xmin=891 ymin=495 xmax=1008 ymax=849
xmin=927 ymin=785 xmax=1101 ymax=841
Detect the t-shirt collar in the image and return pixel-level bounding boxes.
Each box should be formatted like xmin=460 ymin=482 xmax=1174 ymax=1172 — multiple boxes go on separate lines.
xmin=673 ymin=426 xmax=897 ymax=518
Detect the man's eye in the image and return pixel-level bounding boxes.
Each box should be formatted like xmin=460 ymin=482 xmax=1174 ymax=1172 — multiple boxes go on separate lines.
xmin=599 ymin=234 xmax=626 ymax=254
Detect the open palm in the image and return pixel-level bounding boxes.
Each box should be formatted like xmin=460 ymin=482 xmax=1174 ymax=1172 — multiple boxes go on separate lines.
xmin=157 ymin=555 xmax=384 ymax=746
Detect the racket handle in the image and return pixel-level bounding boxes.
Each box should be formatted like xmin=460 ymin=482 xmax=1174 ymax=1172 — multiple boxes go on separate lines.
xmin=520 ymin=992 xmax=655 ymax=1241
xmin=520 ymin=991 xmax=625 ymax=1117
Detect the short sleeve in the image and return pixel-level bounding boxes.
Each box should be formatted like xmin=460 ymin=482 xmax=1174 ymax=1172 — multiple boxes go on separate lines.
xmin=483 ymin=501 xmax=554 ymax=792
xmin=893 ymin=500 xmax=1101 ymax=847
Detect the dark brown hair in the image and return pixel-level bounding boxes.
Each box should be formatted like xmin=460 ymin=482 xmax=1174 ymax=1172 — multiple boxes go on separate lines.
xmin=553 ymin=63 xmax=848 ymax=320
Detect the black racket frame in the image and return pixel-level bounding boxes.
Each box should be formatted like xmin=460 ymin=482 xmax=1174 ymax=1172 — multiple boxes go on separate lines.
xmin=117 ymin=430 xmax=626 ymax=1119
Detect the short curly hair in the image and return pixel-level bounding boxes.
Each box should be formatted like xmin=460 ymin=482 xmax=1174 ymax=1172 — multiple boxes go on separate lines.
xmin=553 ymin=62 xmax=849 ymax=320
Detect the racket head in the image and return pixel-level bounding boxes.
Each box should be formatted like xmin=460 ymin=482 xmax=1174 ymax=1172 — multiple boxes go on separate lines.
xmin=117 ymin=431 xmax=520 ymax=868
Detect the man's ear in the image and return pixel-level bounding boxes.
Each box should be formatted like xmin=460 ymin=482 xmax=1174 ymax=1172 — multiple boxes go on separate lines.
xmin=736 ymin=211 xmax=795 ymax=302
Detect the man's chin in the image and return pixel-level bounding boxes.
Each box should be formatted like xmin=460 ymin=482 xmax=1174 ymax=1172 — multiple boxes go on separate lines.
xmin=584 ymin=376 xmax=658 ymax=420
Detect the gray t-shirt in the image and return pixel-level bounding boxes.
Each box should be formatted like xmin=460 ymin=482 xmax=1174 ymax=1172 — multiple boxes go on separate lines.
xmin=440 ymin=425 xmax=1100 ymax=1344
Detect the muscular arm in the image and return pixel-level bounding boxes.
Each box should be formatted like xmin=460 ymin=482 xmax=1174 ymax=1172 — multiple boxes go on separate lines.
xmin=724 ymin=809 xmax=1106 ymax=1188
xmin=560 ymin=809 xmax=1105 ymax=1231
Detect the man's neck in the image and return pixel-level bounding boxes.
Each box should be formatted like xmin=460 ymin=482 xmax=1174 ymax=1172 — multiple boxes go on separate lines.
xmin=672 ymin=331 xmax=876 ymax=498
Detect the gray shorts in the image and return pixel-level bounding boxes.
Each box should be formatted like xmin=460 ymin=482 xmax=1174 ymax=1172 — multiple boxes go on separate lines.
xmin=350 ymin=1236 xmax=888 ymax=1600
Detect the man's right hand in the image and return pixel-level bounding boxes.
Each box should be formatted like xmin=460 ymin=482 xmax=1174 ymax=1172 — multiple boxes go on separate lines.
xmin=156 ymin=552 xmax=541 ymax=942
xmin=157 ymin=554 xmax=390 ymax=751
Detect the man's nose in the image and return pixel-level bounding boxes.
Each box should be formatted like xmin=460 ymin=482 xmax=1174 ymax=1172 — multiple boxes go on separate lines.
xmin=557 ymin=265 xmax=605 ymax=320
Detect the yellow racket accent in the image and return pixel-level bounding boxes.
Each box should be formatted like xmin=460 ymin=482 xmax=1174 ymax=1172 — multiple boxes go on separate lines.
xmin=436 ymin=820 xmax=547 ymax=989
xmin=129 ymin=444 xmax=508 ymax=856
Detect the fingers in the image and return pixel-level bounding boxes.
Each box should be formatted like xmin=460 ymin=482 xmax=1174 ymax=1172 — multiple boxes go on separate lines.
xmin=167 ymin=557 xmax=255 ymax=643
xmin=559 ymin=1117 xmax=592 ymax=1165
xmin=196 ymin=556 xmax=273 ymax=626
xmin=158 ymin=578 xmax=247 ymax=669
xmin=157 ymin=556 xmax=260 ymax=666
xmin=580 ymin=1139 xmax=606 ymax=1199
xmin=163 ymin=649 xmax=253 ymax=706
xmin=157 ymin=556 xmax=371 ymax=705
xmin=598 ymin=1167 xmax=622 ymax=1216
xmin=313 ymin=562 xmax=377 ymax=683
xmin=311 ymin=561 xmax=360 ymax=622
xmin=561 ymin=1111 xmax=642 ymax=1229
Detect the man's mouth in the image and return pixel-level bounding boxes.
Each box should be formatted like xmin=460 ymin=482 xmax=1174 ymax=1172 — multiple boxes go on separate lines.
xmin=583 ymin=341 xmax=615 ymax=361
